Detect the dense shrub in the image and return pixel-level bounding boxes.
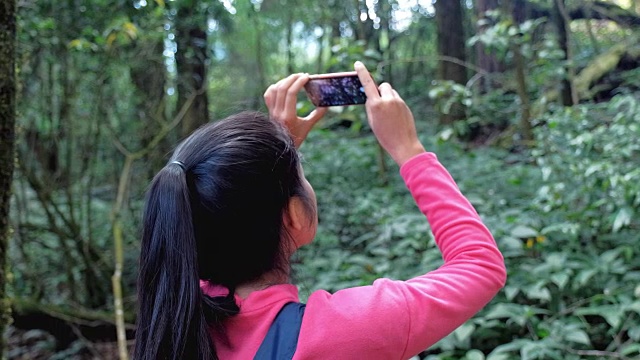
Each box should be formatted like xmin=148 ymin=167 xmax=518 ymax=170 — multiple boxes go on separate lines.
xmin=294 ymin=95 xmax=640 ymax=359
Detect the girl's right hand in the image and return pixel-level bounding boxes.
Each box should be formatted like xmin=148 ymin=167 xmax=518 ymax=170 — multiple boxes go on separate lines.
xmin=263 ymin=73 xmax=327 ymax=149
xmin=354 ymin=61 xmax=426 ymax=166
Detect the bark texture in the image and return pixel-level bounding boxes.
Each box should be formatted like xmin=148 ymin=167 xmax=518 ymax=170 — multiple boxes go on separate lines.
xmin=0 ymin=0 xmax=17 ymax=353
xmin=175 ymin=4 xmax=210 ymax=137
xmin=475 ymin=0 xmax=503 ymax=91
xmin=435 ymin=0 xmax=467 ymax=123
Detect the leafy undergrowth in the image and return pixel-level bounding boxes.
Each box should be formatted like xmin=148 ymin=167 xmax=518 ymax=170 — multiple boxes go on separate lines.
xmin=294 ymin=95 xmax=640 ymax=360
xmin=12 ymin=95 xmax=639 ymax=359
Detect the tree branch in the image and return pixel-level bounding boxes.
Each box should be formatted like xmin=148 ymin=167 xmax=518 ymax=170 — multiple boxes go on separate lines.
xmin=565 ymin=348 xmax=631 ymax=360
xmin=529 ymin=1 xmax=640 ymax=28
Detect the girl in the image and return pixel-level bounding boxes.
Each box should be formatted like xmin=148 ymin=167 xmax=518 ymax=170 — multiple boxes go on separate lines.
xmin=134 ymin=62 xmax=506 ymax=360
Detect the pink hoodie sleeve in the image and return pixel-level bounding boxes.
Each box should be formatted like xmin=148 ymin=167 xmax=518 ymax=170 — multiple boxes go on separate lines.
xmin=397 ymin=152 xmax=506 ymax=357
xmin=295 ymin=152 xmax=506 ymax=360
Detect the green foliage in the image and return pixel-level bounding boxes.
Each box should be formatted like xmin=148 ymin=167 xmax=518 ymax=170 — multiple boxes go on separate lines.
xmin=533 ymin=95 xmax=640 ymax=239
xmin=463 ymin=98 xmax=639 ymax=358
xmin=428 ymin=80 xmax=472 ymax=116
xmin=294 ymin=95 xmax=640 ymax=359
xmin=9 ymin=0 xmax=640 ymax=357
xmin=469 ymin=11 xmax=547 ymax=61
xmin=294 ymin=125 xmax=437 ymax=293
xmin=326 ymin=40 xmax=382 ymax=72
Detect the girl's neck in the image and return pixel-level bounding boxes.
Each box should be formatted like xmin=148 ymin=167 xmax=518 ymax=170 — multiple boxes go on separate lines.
xmin=235 ymin=271 xmax=289 ymax=299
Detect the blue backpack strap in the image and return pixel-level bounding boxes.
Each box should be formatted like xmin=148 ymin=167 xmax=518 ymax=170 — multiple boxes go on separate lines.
xmin=254 ymin=302 xmax=306 ymax=360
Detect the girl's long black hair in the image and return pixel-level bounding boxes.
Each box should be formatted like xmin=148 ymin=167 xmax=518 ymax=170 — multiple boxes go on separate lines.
xmin=133 ymin=112 xmax=312 ymax=360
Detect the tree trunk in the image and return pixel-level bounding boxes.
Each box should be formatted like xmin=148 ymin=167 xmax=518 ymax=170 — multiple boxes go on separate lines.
xmin=553 ymin=0 xmax=576 ymax=106
xmin=130 ymin=38 xmax=168 ymax=172
xmin=175 ymin=4 xmax=210 ymax=137
xmin=0 ymin=0 xmax=17 ymax=353
xmin=435 ymin=0 xmax=467 ymax=124
xmin=255 ymin=15 xmax=266 ymax=108
xmin=503 ymin=0 xmax=533 ymax=143
xmin=513 ymin=46 xmax=533 ymax=143
xmin=353 ymin=0 xmax=366 ymax=41
xmin=511 ymin=0 xmax=530 ymax=23
xmin=475 ymin=0 xmax=503 ymax=91
xmin=286 ymin=9 xmax=295 ymax=74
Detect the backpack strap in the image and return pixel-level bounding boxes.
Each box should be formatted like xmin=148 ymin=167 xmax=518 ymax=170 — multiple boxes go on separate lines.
xmin=254 ymin=302 xmax=306 ymax=360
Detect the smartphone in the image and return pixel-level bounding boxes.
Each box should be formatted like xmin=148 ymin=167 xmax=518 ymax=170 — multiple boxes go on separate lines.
xmin=304 ymin=71 xmax=367 ymax=107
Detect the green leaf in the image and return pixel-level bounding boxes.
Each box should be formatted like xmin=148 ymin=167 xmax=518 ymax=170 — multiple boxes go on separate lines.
xmin=524 ymin=283 xmax=551 ymax=302
xmin=511 ymin=225 xmax=538 ymax=238
xmin=465 ymin=349 xmax=485 ymax=360
xmin=486 ymin=354 xmax=509 ymax=360
xmin=500 ymin=236 xmax=524 ymax=250
xmin=628 ymin=325 xmax=640 ymax=341
xmin=490 ymin=339 xmax=532 ymax=354
xmin=455 ymin=322 xmax=476 ymax=342
xmin=565 ymin=330 xmax=591 ymax=346
xmin=628 ymin=301 xmax=640 ymax=315
xmin=575 ymin=269 xmax=597 ymax=287
xmin=612 ymin=207 xmax=632 ymax=232
xmin=575 ymin=306 xmax=624 ymax=328
xmin=622 ymin=343 xmax=640 ymax=356
xmin=550 ymin=273 xmax=569 ymax=290
xmin=504 ymin=286 xmax=519 ymax=301
xmin=545 ymin=253 xmax=566 ymax=269
xmin=600 ymin=248 xmax=622 ymax=264
xmin=485 ymin=303 xmax=520 ymax=319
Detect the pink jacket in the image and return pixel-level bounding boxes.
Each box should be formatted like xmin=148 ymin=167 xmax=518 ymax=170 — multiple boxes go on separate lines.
xmin=202 ymin=152 xmax=507 ymax=359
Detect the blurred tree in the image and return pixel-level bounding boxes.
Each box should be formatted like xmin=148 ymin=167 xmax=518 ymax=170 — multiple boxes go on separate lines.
xmin=552 ymin=0 xmax=576 ymax=105
xmin=15 ymin=0 xmax=113 ymax=310
xmin=127 ymin=2 xmax=172 ymax=173
xmin=475 ymin=0 xmax=503 ymax=91
xmin=435 ymin=0 xmax=467 ymax=123
xmin=503 ymin=0 xmax=533 ymax=142
xmin=0 ymin=0 xmax=17 ymax=353
xmin=174 ymin=0 xmax=210 ymax=136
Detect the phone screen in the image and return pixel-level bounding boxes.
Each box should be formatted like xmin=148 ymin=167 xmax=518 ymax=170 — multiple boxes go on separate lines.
xmin=304 ymin=72 xmax=367 ymax=107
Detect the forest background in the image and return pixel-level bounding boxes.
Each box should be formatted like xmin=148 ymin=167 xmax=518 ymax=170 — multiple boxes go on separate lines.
xmin=0 ymin=0 xmax=640 ymax=359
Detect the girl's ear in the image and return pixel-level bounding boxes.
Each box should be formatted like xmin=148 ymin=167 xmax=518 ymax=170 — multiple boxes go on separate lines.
xmin=283 ymin=196 xmax=311 ymax=248
xmin=285 ymin=196 xmax=305 ymax=231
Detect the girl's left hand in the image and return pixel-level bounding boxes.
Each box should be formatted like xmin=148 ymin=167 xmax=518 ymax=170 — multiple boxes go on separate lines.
xmin=264 ymin=73 xmax=327 ymax=148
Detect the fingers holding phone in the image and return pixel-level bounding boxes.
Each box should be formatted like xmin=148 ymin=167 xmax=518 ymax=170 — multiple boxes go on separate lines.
xmin=263 ymin=73 xmax=327 ymax=148
xmin=264 ymin=64 xmax=425 ymax=163
xmin=304 ymin=72 xmax=368 ymax=107
xmin=354 ymin=61 xmax=425 ymax=166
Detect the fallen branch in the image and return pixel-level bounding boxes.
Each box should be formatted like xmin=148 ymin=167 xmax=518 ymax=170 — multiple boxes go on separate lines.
xmin=529 ymin=1 xmax=640 ymax=28
xmin=12 ymin=297 xmax=135 ymax=350
xmin=535 ymin=41 xmax=639 ymax=115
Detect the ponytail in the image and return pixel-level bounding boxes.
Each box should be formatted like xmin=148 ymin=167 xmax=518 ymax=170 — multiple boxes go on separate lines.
xmin=134 ymin=163 xmax=217 ymax=360
xmin=134 ymin=112 xmax=309 ymax=359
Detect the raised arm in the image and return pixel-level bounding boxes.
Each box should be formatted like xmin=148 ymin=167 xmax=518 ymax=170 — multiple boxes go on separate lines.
xmin=397 ymin=151 xmax=507 ymax=357
xmin=294 ymin=63 xmax=506 ymax=360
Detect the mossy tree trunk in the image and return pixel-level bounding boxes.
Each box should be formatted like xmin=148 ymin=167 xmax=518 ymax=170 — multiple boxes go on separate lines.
xmin=0 ymin=0 xmax=17 ymax=355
